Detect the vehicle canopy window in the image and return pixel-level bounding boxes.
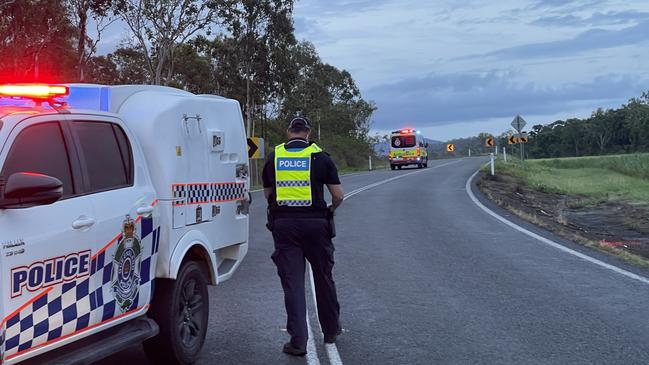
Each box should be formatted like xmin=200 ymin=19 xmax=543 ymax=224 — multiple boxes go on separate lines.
xmin=392 ymin=135 xmax=416 ymax=148
xmin=1 ymin=122 xmax=74 ymax=197
xmin=74 ymin=121 xmax=133 ymax=193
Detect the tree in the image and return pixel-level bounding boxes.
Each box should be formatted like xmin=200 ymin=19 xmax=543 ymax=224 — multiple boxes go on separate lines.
xmin=66 ymin=0 xmax=121 ymax=81
xmin=589 ymin=108 xmax=613 ymax=154
xmin=624 ymin=93 xmax=649 ymax=152
xmin=118 ymin=0 xmax=217 ymax=85
xmin=0 ymin=0 xmax=77 ymax=82
xmin=215 ymin=0 xmax=296 ymax=136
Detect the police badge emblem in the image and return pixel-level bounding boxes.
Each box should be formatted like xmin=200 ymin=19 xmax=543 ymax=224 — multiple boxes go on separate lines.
xmin=111 ymin=215 xmax=142 ymax=312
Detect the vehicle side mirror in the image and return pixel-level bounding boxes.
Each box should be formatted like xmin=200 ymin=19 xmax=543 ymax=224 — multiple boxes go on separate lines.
xmin=0 ymin=172 xmax=63 ymax=209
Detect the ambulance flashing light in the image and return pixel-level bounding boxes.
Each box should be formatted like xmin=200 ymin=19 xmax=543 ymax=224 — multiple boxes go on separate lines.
xmin=0 ymin=84 xmax=69 ymax=99
xmin=398 ymin=129 xmax=422 ymax=134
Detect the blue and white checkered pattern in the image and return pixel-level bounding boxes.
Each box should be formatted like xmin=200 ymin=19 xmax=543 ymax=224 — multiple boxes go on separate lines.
xmin=277 ymin=199 xmax=312 ymax=207
xmin=2 ymin=216 xmax=161 ymax=359
xmin=276 ymin=180 xmax=310 ymax=187
xmin=173 ymin=182 xmax=246 ymax=206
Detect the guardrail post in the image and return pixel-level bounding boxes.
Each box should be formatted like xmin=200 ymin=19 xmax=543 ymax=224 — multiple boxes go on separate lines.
xmin=490 ymin=153 xmax=495 ymax=176
xmin=503 ymin=147 xmax=507 ymax=163
xmin=369 ymin=155 xmax=372 ymax=171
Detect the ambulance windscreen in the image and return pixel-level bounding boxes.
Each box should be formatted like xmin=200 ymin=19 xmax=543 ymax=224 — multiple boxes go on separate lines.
xmin=391 ymin=135 xmax=416 ymax=148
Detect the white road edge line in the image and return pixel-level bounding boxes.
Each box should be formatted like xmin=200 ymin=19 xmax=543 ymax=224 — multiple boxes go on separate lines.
xmin=465 ymin=168 xmax=649 ymax=286
xmin=305 ymin=158 xmax=463 ymax=365
xmin=306 ymin=310 xmax=321 ymax=365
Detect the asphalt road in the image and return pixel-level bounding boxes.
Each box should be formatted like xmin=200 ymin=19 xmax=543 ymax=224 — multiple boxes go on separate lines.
xmin=99 ymin=157 xmax=649 ymax=364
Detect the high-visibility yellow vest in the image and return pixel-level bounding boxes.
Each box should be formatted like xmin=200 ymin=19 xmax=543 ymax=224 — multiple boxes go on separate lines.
xmin=274 ymin=143 xmax=322 ymax=207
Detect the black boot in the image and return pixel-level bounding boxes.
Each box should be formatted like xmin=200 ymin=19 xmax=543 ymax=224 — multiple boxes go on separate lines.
xmin=283 ymin=342 xmax=307 ymax=356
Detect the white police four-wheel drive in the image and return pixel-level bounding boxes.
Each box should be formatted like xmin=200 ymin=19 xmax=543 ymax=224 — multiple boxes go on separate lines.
xmin=0 ymin=84 xmax=250 ymax=364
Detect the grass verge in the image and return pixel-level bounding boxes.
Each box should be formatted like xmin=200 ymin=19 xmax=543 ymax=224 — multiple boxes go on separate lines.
xmin=491 ymin=153 xmax=649 ymax=203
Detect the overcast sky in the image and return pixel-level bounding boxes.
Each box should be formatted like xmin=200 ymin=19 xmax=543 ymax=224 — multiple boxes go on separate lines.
xmin=98 ymin=0 xmax=649 ymax=141
xmin=292 ymin=0 xmax=649 ymax=140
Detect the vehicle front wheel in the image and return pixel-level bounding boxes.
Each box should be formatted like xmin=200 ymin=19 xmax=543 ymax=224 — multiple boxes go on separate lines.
xmin=144 ymin=261 xmax=209 ymax=365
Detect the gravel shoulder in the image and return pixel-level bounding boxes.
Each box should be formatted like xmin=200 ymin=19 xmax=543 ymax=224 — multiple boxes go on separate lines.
xmin=479 ymin=172 xmax=649 ymax=267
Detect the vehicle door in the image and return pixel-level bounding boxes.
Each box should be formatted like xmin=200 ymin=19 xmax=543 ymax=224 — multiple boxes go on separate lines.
xmin=0 ymin=117 xmax=95 ymax=363
xmin=68 ymin=117 xmax=157 ymax=324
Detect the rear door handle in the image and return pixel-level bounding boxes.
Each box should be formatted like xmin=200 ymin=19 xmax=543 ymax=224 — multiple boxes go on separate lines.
xmin=72 ymin=217 xmax=95 ymax=230
xmin=136 ymin=206 xmax=154 ymax=216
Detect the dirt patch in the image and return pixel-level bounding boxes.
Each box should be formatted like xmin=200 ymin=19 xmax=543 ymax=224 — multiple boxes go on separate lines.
xmin=478 ymin=172 xmax=649 ymax=265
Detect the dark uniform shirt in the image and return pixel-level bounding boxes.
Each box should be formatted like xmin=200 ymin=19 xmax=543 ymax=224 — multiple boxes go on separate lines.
xmin=262 ymin=138 xmax=341 ymax=216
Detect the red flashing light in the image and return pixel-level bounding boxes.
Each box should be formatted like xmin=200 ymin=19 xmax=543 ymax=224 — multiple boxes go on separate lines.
xmin=0 ymin=84 xmax=69 ymax=99
xmin=23 ymin=172 xmax=48 ymax=177
xmin=400 ymin=129 xmax=415 ymax=134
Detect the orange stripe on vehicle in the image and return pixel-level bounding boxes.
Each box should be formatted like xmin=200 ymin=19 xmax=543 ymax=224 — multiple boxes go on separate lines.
xmin=91 ymin=232 xmax=122 ymax=261
xmin=5 ymin=305 xmax=149 ymax=361
xmin=1 ymin=288 xmax=53 ymax=327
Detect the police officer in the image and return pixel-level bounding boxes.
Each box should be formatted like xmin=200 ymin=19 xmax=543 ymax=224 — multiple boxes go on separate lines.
xmin=262 ymin=116 xmax=344 ymax=356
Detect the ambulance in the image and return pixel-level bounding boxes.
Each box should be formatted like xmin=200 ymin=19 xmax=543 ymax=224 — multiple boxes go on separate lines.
xmin=388 ymin=128 xmax=429 ymax=169
xmin=0 ymin=84 xmax=250 ymax=364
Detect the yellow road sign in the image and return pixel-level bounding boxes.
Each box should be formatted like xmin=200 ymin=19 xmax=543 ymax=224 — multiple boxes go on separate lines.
xmin=508 ymin=135 xmax=518 ymax=145
xmin=485 ymin=137 xmax=494 ymax=147
xmin=247 ymin=137 xmax=264 ymax=159
xmin=446 ymin=144 xmax=455 ymax=152
xmin=519 ymin=136 xmax=529 ymax=143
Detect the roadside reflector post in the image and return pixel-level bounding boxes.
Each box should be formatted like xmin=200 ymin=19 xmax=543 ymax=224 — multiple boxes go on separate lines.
xmin=369 ymin=155 xmax=372 ymax=171
xmin=503 ymin=147 xmax=507 ymax=163
xmin=490 ymin=153 xmax=495 ymax=176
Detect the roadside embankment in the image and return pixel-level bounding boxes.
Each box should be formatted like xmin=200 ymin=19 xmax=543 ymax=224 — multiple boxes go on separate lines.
xmin=478 ymin=154 xmax=649 ymax=266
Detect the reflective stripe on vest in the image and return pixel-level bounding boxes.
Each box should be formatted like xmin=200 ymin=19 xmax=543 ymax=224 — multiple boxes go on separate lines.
xmin=274 ymin=143 xmax=322 ymax=207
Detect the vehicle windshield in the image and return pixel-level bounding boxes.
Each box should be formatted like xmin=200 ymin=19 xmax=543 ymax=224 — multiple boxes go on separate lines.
xmin=391 ymin=135 xmax=416 ymax=148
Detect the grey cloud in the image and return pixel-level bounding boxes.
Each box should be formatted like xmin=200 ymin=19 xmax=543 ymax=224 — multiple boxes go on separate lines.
xmin=366 ymin=71 xmax=647 ymax=130
xmin=528 ymin=0 xmax=605 ymax=10
xmin=299 ymin=0 xmax=392 ymax=16
xmin=463 ymin=20 xmax=649 ymax=60
xmin=532 ymin=10 xmax=649 ymax=27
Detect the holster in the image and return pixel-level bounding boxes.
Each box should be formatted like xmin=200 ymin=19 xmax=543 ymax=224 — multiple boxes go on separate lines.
xmin=327 ymin=210 xmax=336 ymax=239
xmin=266 ymin=208 xmax=275 ymax=232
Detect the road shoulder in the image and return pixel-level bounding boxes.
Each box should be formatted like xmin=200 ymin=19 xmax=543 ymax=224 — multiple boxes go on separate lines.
xmin=468 ymin=169 xmax=649 ymax=280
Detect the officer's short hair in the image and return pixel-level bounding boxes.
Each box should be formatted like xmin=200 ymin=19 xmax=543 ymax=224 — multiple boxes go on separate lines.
xmin=288 ymin=117 xmax=312 ymax=133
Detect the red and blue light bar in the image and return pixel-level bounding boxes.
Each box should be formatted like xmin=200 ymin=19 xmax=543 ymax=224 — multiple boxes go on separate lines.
xmin=0 ymin=84 xmax=111 ymax=112
xmin=0 ymin=84 xmax=69 ymax=99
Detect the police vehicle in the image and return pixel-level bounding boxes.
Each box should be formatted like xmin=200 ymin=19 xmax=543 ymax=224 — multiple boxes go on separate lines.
xmin=0 ymin=84 xmax=250 ymax=364
xmin=388 ymin=128 xmax=429 ymax=169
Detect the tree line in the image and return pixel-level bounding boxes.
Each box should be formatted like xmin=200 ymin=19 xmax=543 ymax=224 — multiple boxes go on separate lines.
xmin=524 ymin=92 xmax=649 ymax=158
xmin=0 ymin=0 xmax=376 ymax=168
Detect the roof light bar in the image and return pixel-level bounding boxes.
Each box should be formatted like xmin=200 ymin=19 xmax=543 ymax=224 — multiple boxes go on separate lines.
xmin=0 ymin=84 xmax=69 ymax=99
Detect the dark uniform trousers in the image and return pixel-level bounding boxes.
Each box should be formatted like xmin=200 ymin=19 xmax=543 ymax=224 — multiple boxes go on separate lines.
xmin=271 ymin=217 xmax=340 ymax=349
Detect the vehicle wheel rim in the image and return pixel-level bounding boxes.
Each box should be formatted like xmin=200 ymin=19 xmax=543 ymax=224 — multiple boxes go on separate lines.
xmin=177 ymin=278 xmax=203 ymax=348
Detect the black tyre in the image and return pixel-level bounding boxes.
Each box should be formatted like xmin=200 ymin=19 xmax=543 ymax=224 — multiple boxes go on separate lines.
xmin=397 ymin=165 xmax=402 ymax=170
xmin=144 ymin=261 xmax=209 ymax=365
xmin=417 ymin=163 xmax=423 ymax=169
xmin=390 ymin=164 xmax=396 ymax=170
